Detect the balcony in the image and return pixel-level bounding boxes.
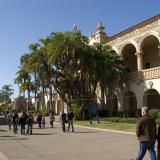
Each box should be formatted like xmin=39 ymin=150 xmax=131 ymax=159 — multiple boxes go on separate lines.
xmin=127 ymin=66 xmax=160 ymax=81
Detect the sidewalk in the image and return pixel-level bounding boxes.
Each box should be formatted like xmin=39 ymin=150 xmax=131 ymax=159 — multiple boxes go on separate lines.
xmin=0 ymin=152 xmax=8 ymax=160
xmin=0 ymin=119 xmax=148 ymax=160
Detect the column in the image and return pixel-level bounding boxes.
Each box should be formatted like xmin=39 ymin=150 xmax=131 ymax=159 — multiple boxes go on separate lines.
xmin=135 ymin=52 xmax=143 ymax=71
xmin=158 ymin=44 xmax=160 ymax=57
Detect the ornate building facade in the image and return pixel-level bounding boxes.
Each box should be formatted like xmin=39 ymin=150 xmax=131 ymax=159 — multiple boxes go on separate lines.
xmin=89 ymin=14 xmax=160 ymax=113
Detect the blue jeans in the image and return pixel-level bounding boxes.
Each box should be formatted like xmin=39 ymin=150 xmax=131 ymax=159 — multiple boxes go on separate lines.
xmin=157 ymin=144 xmax=160 ymax=160
xmin=26 ymin=124 xmax=33 ymax=135
xmin=13 ymin=122 xmax=18 ymax=134
xmin=136 ymin=141 xmax=156 ymax=160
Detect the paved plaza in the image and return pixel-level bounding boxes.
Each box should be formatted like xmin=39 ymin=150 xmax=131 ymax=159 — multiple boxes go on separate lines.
xmin=0 ymin=118 xmax=151 ymax=160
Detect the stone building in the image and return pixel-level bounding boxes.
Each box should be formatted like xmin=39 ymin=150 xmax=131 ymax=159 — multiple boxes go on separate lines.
xmin=33 ymin=93 xmax=66 ymax=115
xmin=13 ymin=96 xmax=27 ymax=111
xmin=89 ymin=14 xmax=160 ymax=113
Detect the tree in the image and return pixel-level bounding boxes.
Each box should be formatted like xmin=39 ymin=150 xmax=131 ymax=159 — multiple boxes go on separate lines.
xmin=15 ymin=54 xmax=32 ymax=112
xmin=15 ymin=27 xmax=125 ymax=119
xmin=0 ymin=85 xmax=14 ymax=103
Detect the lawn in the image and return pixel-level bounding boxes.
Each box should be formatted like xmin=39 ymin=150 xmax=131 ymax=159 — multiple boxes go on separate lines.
xmin=75 ymin=120 xmax=136 ymax=132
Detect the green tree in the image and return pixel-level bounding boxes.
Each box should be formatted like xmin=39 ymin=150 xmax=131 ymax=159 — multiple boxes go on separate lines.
xmin=0 ymin=85 xmax=14 ymax=103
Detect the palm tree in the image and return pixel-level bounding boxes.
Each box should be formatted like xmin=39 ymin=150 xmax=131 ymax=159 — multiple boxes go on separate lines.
xmin=15 ymin=62 xmax=31 ymax=112
xmin=93 ymin=44 xmax=124 ymax=116
xmin=15 ymin=28 xmax=125 ymax=119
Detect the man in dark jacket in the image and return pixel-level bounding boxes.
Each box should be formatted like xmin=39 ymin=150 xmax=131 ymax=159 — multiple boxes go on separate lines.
xmin=19 ymin=112 xmax=27 ymax=135
xmin=136 ymin=106 xmax=157 ymax=160
xmin=12 ymin=111 xmax=19 ymax=134
xmin=26 ymin=111 xmax=34 ymax=135
xmin=67 ymin=109 xmax=74 ymax=132
xmin=60 ymin=110 xmax=66 ymax=132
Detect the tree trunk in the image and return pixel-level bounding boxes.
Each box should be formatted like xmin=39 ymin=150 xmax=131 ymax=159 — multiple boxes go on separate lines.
xmin=49 ymin=84 xmax=53 ymax=112
xmin=27 ymin=88 xmax=31 ymax=113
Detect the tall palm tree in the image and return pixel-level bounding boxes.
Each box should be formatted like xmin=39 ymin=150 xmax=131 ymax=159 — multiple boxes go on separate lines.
xmin=15 ymin=57 xmax=31 ymax=112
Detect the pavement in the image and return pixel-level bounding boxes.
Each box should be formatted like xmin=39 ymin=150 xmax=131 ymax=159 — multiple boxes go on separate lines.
xmin=0 ymin=117 xmax=151 ymax=160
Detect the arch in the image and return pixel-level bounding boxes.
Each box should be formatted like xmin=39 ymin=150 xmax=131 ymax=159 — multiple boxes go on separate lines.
xmin=140 ymin=34 xmax=160 ymax=69
xmin=139 ymin=31 xmax=160 ymax=51
xmin=112 ymin=46 xmax=119 ymax=55
xmin=112 ymin=95 xmax=118 ymax=112
xmin=51 ymin=101 xmax=56 ymax=111
xmin=47 ymin=101 xmax=50 ymax=112
xmin=106 ymin=94 xmax=118 ymax=116
xmin=121 ymin=43 xmax=137 ymax=72
xmin=143 ymin=89 xmax=160 ymax=109
xmin=120 ymin=40 xmax=138 ymax=54
xmin=123 ymin=91 xmax=137 ymax=113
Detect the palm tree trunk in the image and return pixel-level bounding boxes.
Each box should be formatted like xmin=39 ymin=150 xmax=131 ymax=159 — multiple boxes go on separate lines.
xmin=27 ymin=88 xmax=31 ymax=112
xmin=49 ymin=84 xmax=53 ymax=112
xmin=42 ymin=85 xmax=45 ymax=109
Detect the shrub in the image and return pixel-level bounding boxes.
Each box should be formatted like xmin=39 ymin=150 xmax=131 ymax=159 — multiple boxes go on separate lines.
xmin=158 ymin=112 xmax=160 ymax=120
xmin=98 ymin=110 xmax=109 ymax=117
xmin=71 ymin=103 xmax=81 ymax=120
xmin=42 ymin=108 xmax=49 ymax=116
xmin=116 ymin=111 xmax=132 ymax=118
xmin=101 ymin=117 xmax=137 ymax=123
xmin=149 ymin=109 xmax=160 ymax=119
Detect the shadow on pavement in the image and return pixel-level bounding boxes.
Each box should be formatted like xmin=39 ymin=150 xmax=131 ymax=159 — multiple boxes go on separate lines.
xmin=0 ymin=137 xmax=28 ymax=140
xmin=32 ymin=132 xmax=57 ymax=135
xmin=33 ymin=126 xmax=57 ymax=129
xmin=74 ymin=131 xmax=99 ymax=134
xmin=0 ymin=129 xmax=8 ymax=132
xmin=0 ymin=135 xmax=16 ymax=137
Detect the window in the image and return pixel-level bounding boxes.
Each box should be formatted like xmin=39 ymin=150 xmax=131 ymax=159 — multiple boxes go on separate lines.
xmin=145 ymin=63 xmax=150 ymax=69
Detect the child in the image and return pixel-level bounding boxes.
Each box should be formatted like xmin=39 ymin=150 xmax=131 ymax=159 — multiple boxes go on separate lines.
xmin=42 ymin=116 xmax=45 ymax=128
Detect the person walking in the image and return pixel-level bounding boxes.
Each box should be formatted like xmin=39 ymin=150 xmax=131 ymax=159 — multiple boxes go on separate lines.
xmin=37 ymin=112 xmax=42 ymax=128
xmin=136 ymin=106 xmax=157 ymax=160
xmin=156 ymin=123 xmax=160 ymax=160
xmin=60 ymin=110 xmax=66 ymax=132
xmin=19 ymin=112 xmax=27 ymax=135
xmin=7 ymin=111 xmax=12 ymax=130
xmin=67 ymin=109 xmax=74 ymax=132
xmin=49 ymin=111 xmax=55 ymax=128
xmin=26 ymin=111 xmax=34 ymax=135
xmin=12 ymin=111 xmax=19 ymax=134
xmin=42 ymin=115 xmax=45 ymax=128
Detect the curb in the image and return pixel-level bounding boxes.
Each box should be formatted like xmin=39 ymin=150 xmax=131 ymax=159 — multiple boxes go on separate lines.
xmin=75 ymin=125 xmax=136 ymax=135
xmin=54 ymin=122 xmax=135 ymax=135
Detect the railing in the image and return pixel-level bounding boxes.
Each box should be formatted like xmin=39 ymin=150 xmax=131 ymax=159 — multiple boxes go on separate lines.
xmin=127 ymin=66 xmax=160 ymax=81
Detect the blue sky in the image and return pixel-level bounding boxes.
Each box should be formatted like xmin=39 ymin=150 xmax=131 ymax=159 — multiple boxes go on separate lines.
xmin=0 ymin=0 xmax=159 ymax=98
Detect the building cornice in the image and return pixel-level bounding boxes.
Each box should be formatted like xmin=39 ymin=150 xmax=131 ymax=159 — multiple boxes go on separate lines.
xmin=106 ymin=14 xmax=160 ymax=44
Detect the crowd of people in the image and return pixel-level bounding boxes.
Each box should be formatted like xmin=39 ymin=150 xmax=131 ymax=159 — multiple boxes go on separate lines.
xmin=7 ymin=111 xmax=35 ymax=135
xmin=4 ymin=106 xmax=160 ymax=159
xmin=5 ymin=109 xmax=74 ymax=135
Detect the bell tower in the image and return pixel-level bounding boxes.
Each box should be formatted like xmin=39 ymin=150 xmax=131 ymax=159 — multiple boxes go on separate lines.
xmin=89 ymin=22 xmax=108 ymax=45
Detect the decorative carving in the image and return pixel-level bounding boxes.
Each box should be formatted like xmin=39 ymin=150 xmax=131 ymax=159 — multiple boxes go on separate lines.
xmin=107 ymin=20 xmax=159 ymax=46
xmin=148 ymin=81 xmax=153 ymax=89
xmin=134 ymin=36 xmax=143 ymax=44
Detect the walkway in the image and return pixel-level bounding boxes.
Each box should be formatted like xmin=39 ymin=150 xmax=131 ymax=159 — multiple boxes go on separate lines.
xmin=0 ymin=117 xmax=150 ymax=160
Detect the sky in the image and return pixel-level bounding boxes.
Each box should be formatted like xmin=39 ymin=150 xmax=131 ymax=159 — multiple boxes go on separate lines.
xmin=0 ymin=0 xmax=159 ymax=98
